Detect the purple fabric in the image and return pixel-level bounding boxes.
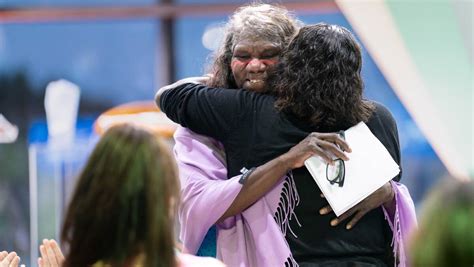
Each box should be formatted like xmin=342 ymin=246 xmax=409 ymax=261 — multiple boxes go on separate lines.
xmin=175 ymin=126 xmax=417 ymax=267
xmin=382 ymin=181 xmax=418 ymax=267
xmin=174 ymin=127 xmax=296 ymax=267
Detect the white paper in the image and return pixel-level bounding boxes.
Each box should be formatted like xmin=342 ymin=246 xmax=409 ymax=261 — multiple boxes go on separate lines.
xmin=44 ymin=79 xmax=80 ymax=139
xmin=0 ymin=114 xmax=19 ymax=143
xmin=304 ymin=122 xmax=400 ymax=216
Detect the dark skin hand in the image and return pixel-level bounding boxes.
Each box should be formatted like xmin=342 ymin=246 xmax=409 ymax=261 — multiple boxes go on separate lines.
xmin=218 ymin=132 xmax=351 ymax=222
xmin=319 ymin=181 xmax=395 ymax=229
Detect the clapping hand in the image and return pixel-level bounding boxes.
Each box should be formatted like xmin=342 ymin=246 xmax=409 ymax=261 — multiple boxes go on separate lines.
xmin=0 ymin=251 xmax=20 ymax=267
xmin=38 ymin=239 xmax=64 ymax=267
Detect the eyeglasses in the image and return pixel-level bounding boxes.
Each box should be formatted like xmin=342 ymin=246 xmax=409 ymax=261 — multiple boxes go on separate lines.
xmin=326 ymin=131 xmax=346 ymax=187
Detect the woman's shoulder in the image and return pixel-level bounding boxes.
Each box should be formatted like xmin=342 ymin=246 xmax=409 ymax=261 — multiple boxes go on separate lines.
xmin=369 ymin=100 xmax=390 ymax=115
xmin=367 ymin=101 xmax=396 ymax=125
xmin=177 ymin=253 xmax=226 ymax=267
xmin=364 ymin=100 xmax=399 ymax=141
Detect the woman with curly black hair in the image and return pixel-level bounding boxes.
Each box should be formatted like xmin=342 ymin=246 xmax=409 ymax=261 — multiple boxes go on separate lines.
xmin=158 ymin=23 xmax=415 ymax=266
xmin=273 ymin=24 xmax=374 ymax=130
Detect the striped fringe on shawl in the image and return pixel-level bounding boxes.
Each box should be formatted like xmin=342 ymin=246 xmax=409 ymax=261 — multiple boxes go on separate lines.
xmin=273 ymin=171 xmax=301 ymax=267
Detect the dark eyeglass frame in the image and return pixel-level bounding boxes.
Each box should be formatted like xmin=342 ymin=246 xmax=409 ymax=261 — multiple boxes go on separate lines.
xmin=326 ymin=130 xmax=346 ymax=187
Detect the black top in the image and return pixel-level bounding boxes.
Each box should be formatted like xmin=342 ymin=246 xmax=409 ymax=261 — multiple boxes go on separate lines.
xmin=160 ymin=83 xmax=401 ymax=266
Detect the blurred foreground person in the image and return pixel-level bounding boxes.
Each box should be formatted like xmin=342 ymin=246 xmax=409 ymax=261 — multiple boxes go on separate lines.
xmin=409 ymin=178 xmax=474 ymax=267
xmin=38 ymin=124 xmax=224 ymax=267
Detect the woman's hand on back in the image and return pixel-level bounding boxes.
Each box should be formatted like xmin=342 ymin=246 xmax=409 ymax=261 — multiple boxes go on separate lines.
xmin=319 ymin=181 xmax=395 ymax=230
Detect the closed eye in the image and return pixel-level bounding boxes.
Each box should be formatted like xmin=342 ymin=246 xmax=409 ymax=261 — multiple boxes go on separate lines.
xmin=260 ymin=53 xmax=278 ymax=59
xmin=234 ymin=54 xmax=250 ymax=60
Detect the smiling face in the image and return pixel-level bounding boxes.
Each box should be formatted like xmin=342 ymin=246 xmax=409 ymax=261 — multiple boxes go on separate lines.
xmin=231 ymin=39 xmax=281 ymax=93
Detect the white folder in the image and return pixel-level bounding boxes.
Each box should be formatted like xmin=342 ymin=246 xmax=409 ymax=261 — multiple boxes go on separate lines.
xmin=304 ymin=122 xmax=400 ymax=217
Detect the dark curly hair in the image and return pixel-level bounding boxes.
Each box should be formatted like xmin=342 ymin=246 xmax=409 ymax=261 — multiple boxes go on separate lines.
xmin=206 ymin=3 xmax=300 ymax=88
xmin=273 ymin=23 xmax=374 ymax=129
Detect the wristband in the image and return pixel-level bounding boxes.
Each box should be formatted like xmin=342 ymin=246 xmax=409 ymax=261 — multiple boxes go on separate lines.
xmin=239 ymin=167 xmax=257 ymax=184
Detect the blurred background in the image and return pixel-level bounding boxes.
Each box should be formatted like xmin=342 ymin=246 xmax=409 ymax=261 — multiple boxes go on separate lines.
xmin=0 ymin=0 xmax=472 ymax=266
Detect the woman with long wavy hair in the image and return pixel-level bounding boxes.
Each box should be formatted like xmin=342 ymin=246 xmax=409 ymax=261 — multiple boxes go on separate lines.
xmin=38 ymin=124 xmax=224 ymax=267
